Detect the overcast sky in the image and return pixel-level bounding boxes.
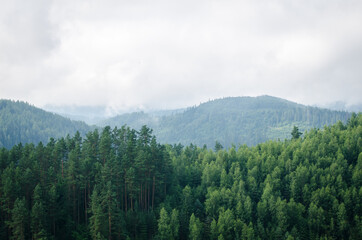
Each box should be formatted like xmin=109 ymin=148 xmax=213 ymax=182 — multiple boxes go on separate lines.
xmin=1 ymin=0 xmax=362 ymax=112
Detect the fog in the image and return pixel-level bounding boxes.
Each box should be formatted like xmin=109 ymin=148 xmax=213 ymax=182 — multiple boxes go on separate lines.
xmin=1 ymin=0 xmax=362 ymax=111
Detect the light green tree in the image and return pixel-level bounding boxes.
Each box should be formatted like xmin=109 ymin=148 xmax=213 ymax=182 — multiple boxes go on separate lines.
xmin=157 ymin=207 xmax=172 ymax=240
xmin=189 ymin=213 xmax=202 ymax=240
xmin=210 ymin=218 xmax=218 ymax=240
xmin=217 ymin=208 xmax=235 ymax=240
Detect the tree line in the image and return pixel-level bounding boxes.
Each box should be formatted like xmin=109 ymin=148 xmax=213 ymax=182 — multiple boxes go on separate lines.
xmin=0 ymin=113 xmax=361 ymax=239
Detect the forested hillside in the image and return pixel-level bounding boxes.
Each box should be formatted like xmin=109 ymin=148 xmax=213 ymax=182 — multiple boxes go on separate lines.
xmin=0 ymin=113 xmax=361 ymax=239
xmin=0 ymin=100 xmax=92 ymax=149
xmin=1 ymin=97 xmax=351 ymax=149
xmin=101 ymin=96 xmax=351 ymax=147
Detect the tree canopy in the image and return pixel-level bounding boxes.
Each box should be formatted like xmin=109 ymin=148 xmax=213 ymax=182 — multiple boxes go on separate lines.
xmin=0 ymin=113 xmax=361 ymax=239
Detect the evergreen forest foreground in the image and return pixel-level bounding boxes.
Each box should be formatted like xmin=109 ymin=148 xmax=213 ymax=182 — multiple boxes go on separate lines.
xmin=0 ymin=113 xmax=361 ymax=240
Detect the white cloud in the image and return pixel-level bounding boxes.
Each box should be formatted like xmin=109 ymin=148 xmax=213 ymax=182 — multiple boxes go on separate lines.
xmin=0 ymin=0 xmax=361 ymax=110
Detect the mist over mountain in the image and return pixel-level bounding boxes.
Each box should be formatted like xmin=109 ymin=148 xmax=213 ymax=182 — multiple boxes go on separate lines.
xmin=100 ymin=96 xmax=352 ymax=147
xmin=43 ymin=104 xmax=186 ymax=125
xmin=316 ymin=101 xmax=362 ymax=113
xmin=0 ymin=96 xmax=354 ymax=149
xmin=43 ymin=105 xmax=118 ymax=125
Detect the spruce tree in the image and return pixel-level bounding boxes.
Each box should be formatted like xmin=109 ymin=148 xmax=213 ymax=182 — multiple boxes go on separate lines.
xmin=157 ymin=207 xmax=172 ymax=240
xmin=7 ymin=197 xmax=28 ymax=240
xmin=189 ymin=213 xmax=202 ymax=240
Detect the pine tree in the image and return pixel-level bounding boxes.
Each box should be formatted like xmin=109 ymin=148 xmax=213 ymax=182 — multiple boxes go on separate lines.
xmin=89 ymin=186 xmax=106 ymax=240
xmin=189 ymin=213 xmax=202 ymax=240
xmin=291 ymin=126 xmax=302 ymax=139
xmin=7 ymin=197 xmax=28 ymax=240
xmin=210 ymin=219 xmax=218 ymax=240
xmin=31 ymin=184 xmax=48 ymax=240
xmin=157 ymin=207 xmax=172 ymax=240
xmin=217 ymin=208 xmax=235 ymax=240
xmin=170 ymin=208 xmax=179 ymax=240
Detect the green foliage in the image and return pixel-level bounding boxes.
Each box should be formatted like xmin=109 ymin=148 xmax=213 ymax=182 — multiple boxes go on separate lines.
xmin=291 ymin=126 xmax=302 ymax=139
xmin=157 ymin=208 xmax=172 ymax=240
xmin=214 ymin=141 xmax=223 ymax=152
xmin=100 ymin=96 xmax=351 ymax=147
xmin=89 ymin=186 xmax=106 ymax=240
xmin=7 ymin=197 xmax=28 ymax=240
xmin=189 ymin=213 xmax=202 ymax=240
xmin=217 ymin=208 xmax=235 ymax=240
xmin=170 ymin=209 xmax=180 ymax=240
xmin=0 ymin=99 xmax=91 ymax=149
xmin=0 ymin=113 xmax=361 ymax=239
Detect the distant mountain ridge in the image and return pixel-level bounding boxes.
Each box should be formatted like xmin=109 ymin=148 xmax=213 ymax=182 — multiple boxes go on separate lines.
xmin=0 ymin=96 xmax=353 ymax=149
xmin=100 ymin=96 xmax=352 ymax=147
xmin=43 ymin=104 xmax=186 ymax=125
xmin=0 ymin=99 xmax=92 ymax=148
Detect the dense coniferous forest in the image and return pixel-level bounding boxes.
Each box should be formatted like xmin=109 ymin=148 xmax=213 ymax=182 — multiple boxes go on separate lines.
xmin=0 ymin=100 xmax=92 ymax=149
xmin=0 ymin=112 xmax=361 ymax=239
xmin=101 ymin=96 xmax=351 ymax=147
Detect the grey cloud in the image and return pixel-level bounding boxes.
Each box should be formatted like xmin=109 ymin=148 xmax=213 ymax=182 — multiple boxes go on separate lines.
xmin=0 ymin=0 xmax=57 ymax=64
xmin=0 ymin=0 xmax=361 ymax=110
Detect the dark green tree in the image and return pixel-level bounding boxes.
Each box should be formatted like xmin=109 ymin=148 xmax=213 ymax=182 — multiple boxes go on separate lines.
xmin=170 ymin=209 xmax=180 ymax=240
xmin=7 ymin=197 xmax=28 ymax=240
xmin=89 ymin=186 xmax=106 ymax=240
xmin=30 ymin=184 xmax=48 ymax=240
xmin=214 ymin=141 xmax=223 ymax=152
xmin=291 ymin=126 xmax=302 ymax=139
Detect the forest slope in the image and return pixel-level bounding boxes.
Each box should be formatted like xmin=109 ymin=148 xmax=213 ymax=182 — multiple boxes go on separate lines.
xmin=100 ymin=96 xmax=352 ymax=147
xmin=0 ymin=99 xmax=92 ymax=148
xmin=0 ymin=113 xmax=361 ymax=239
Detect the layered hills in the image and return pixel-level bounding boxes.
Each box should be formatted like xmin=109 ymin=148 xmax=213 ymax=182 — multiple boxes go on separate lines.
xmin=100 ymin=96 xmax=352 ymax=147
xmin=0 ymin=96 xmax=353 ymax=148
